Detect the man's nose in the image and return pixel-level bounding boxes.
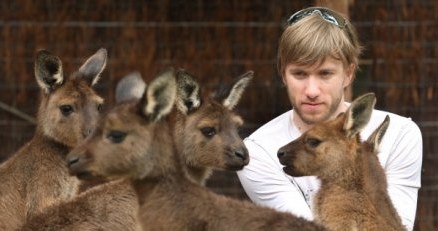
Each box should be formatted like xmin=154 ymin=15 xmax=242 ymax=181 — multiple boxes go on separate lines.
xmin=304 ymin=77 xmax=320 ymax=98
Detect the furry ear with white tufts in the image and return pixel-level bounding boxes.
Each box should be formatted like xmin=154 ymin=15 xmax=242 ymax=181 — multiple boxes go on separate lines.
xmin=343 ymin=92 xmax=376 ymax=138
xmin=367 ymin=115 xmax=390 ymax=153
xmin=142 ymin=69 xmax=177 ymax=122
xmin=77 ymin=48 xmax=107 ymax=86
xmin=222 ymin=71 xmax=254 ymax=110
xmin=115 ymin=72 xmax=146 ymax=104
xmin=34 ymin=50 xmax=64 ymax=94
xmin=175 ymin=69 xmax=201 ymax=114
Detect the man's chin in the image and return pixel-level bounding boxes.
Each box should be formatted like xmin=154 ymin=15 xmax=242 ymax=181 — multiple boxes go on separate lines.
xmin=301 ymin=116 xmax=325 ymax=125
xmin=296 ymin=110 xmax=330 ymax=125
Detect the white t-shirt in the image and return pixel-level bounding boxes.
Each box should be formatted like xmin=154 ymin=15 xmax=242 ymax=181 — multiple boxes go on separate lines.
xmin=237 ymin=105 xmax=422 ymax=231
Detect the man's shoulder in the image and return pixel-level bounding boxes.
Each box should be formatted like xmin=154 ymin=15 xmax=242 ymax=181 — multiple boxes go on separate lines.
xmin=370 ymin=108 xmax=418 ymax=129
xmin=363 ymin=108 xmax=421 ymax=145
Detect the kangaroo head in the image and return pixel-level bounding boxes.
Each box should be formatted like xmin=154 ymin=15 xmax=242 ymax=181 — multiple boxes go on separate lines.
xmin=277 ymin=93 xmax=376 ymax=180
xmin=66 ymin=69 xmax=177 ymax=181
xmin=174 ymin=69 xmax=253 ymax=172
xmin=35 ymin=48 xmax=107 ymax=148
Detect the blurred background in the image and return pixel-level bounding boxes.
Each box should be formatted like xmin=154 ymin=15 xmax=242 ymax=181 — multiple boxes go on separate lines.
xmin=0 ymin=0 xmax=436 ymax=230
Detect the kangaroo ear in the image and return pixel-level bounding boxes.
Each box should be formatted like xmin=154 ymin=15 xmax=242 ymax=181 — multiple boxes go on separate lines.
xmin=35 ymin=50 xmax=64 ymax=94
xmin=115 ymin=72 xmax=146 ymax=104
xmin=222 ymin=71 xmax=253 ymax=110
xmin=343 ymin=92 xmax=376 ymax=138
xmin=367 ymin=115 xmax=390 ymax=153
xmin=78 ymin=48 xmax=107 ymax=86
xmin=175 ymin=69 xmax=201 ymax=114
xmin=142 ymin=69 xmax=177 ymax=122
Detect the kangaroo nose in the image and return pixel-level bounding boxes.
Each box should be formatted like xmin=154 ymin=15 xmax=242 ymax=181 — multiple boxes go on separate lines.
xmin=235 ymin=150 xmax=246 ymax=160
xmin=67 ymin=155 xmax=80 ymax=168
xmin=277 ymin=151 xmax=285 ymax=159
xmin=82 ymin=128 xmax=93 ymax=138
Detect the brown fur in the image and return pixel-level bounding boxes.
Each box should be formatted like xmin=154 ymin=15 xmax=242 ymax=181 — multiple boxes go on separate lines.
xmin=0 ymin=49 xmax=107 ymax=230
xmin=278 ymin=93 xmax=405 ymax=231
xmin=63 ymin=69 xmax=327 ymax=231
xmin=18 ymin=72 xmax=151 ymax=231
xmin=19 ymin=70 xmax=254 ymax=230
xmin=19 ymin=179 xmax=140 ymax=231
xmin=173 ymin=69 xmax=252 ymax=185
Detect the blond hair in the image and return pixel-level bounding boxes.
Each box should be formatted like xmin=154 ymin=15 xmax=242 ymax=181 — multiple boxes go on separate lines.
xmin=277 ymin=14 xmax=362 ymax=76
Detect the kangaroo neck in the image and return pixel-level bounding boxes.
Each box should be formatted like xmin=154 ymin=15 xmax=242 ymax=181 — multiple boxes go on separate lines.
xmin=184 ymin=165 xmax=212 ymax=185
xmin=30 ymin=134 xmax=71 ymax=157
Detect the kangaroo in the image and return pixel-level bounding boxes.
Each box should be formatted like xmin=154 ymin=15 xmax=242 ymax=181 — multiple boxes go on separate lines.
xmin=18 ymin=177 xmax=140 ymax=231
xmin=173 ymin=69 xmax=251 ymax=185
xmin=0 ymin=48 xmax=107 ymax=230
xmin=19 ymin=70 xmax=252 ymax=230
xmin=63 ymin=69 xmax=327 ymax=230
xmin=19 ymin=72 xmax=147 ymax=231
xmin=277 ymin=93 xmax=405 ymax=231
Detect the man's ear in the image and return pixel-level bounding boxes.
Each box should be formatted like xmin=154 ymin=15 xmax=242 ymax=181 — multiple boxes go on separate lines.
xmin=281 ymin=72 xmax=287 ymax=86
xmin=343 ymin=63 xmax=355 ymax=88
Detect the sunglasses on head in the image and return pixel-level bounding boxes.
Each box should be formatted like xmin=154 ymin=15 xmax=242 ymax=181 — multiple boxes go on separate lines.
xmin=287 ymin=7 xmax=348 ymax=29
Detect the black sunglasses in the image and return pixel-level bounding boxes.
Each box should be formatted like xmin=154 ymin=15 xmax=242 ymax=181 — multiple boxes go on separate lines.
xmin=287 ymin=7 xmax=348 ymax=29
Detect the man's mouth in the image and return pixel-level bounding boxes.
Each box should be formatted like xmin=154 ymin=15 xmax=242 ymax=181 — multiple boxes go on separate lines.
xmin=302 ymin=102 xmax=323 ymax=110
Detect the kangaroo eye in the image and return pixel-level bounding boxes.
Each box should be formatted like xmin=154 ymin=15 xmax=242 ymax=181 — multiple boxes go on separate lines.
xmin=200 ymin=127 xmax=216 ymax=138
xmin=107 ymin=131 xmax=127 ymax=143
xmin=59 ymin=105 xmax=74 ymax=116
xmin=97 ymin=103 xmax=103 ymax=112
xmin=306 ymin=138 xmax=322 ymax=148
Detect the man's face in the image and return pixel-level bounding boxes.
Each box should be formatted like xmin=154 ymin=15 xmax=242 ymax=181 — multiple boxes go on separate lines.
xmin=282 ymin=57 xmax=353 ymax=125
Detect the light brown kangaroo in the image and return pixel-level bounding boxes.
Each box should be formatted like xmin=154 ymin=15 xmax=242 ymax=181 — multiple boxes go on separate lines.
xmin=277 ymin=93 xmax=405 ymax=231
xmin=173 ymin=69 xmax=251 ymax=185
xmin=19 ymin=70 xmax=252 ymax=230
xmin=63 ymin=69 xmax=327 ymax=230
xmin=0 ymin=48 xmax=107 ymax=230
xmin=19 ymin=177 xmax=140 ymax=231
xmin=18 ymin=72 xmax=147 ymax=231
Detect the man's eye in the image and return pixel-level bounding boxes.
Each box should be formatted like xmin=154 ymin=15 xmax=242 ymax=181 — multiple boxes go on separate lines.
xmin=320 ymin=71 xmax=333 ymax=79
xmin=200 ymin=127 xmax=216 ymax=138
xmin=292 ymin=71 xmax=307 ymax=80
xmin=59 ymin=105 xmax=74 ymax=116
xmin=107 ymin=131 xmax=127 ymax=143
xmin=305 ymin=138 xmax=322 ymax=148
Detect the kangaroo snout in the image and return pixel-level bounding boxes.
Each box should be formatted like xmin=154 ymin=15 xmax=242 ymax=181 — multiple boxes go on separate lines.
xmin=225 ymin=147 xmax=249 ymax=170
xmin=66 ymin=150 xmax=92 ymax=179
xmin=277 ymin=150 xmax=286 ymax=159
xmin=82 ymin=127 xmax=94 ymax=138
xmin=234 ymin=148 xmax=249 ymax=163
xmin=277 ymin=147 xmax=291 ymax=164
xmin=66 ymin=155 xmax=80 ymax=168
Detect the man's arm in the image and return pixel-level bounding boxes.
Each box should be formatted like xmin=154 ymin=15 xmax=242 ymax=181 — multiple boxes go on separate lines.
xmin=385 ymin=119 xmax=423 ymax=231
xmin=237 ymin=139 xmax=314 ymax=220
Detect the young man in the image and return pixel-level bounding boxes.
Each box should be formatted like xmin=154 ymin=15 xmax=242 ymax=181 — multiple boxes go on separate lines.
xmin=237 ymin=7 xmax=422 ymax=231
